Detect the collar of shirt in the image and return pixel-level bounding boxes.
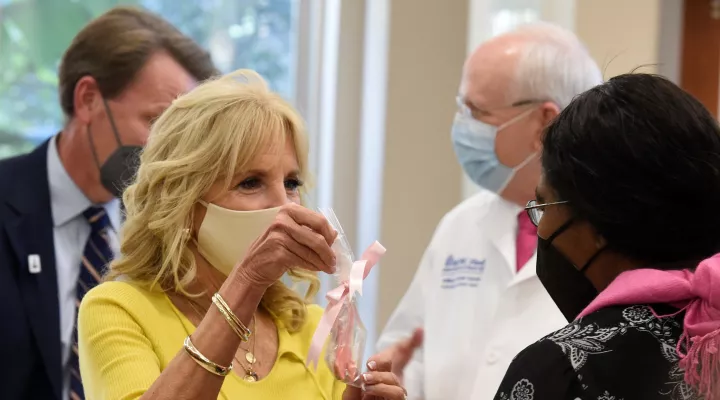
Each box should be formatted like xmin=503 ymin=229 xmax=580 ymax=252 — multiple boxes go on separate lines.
xmin=275 ymin=320 xmax=309 ymax=362
xmin=47 ymin=134 xmax=121 ymax=230
xmin=259 ymin=309 xmax=309 ymax=362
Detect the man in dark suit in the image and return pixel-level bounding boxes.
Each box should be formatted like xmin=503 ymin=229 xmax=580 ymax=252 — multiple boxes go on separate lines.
xmin=0 ymin=7 xmax=217 ymax=400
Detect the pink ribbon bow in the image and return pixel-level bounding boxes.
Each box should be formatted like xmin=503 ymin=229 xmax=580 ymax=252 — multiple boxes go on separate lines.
xmin=307 ymin=241 xmax=386 ymax=371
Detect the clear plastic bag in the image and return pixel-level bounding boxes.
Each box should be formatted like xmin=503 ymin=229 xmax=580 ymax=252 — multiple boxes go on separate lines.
xmin=326 ymin=299 xmax=366 ymax=385
xmin=320 ymin=208 xmax=366 ymax=386
xmin=307 ymin=208 xmax=384 ymax=387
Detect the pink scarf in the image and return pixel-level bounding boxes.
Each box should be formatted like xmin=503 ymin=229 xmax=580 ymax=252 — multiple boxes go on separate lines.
xmin=578 ymin=253 xmax=720 ymax=398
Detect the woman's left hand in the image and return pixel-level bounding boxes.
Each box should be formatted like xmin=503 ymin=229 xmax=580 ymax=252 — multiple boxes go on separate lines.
xmin=342 ymin=353 xmax=406 ymax=400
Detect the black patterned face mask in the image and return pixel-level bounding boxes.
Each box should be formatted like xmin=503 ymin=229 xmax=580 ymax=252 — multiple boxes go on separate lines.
xmin=536 ymin=219 xmax=605 ymax=322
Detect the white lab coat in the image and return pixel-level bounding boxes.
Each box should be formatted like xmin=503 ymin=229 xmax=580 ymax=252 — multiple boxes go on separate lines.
xmin=377 ymin=189 xmax=567 ymax=400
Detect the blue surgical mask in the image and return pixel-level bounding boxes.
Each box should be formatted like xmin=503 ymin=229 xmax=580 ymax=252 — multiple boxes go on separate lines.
xmin=451 ymin=108 xmax=535 ymax=193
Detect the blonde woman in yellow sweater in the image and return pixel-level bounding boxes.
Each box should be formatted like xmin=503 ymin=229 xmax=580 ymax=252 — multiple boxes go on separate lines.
xmin=77 ymin=69 xmax=406 ymax=400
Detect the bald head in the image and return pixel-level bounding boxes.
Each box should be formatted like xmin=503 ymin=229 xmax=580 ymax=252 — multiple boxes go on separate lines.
xmin=461 ymin=34 xmax=525 ymax=109
xmin=461 ymin=22 xmax=602 ymax=111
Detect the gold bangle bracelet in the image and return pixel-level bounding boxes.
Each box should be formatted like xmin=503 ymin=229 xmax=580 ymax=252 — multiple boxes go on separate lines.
xmin=215 ymin=302 xmax=250 ymax=342
xmin=183 ymin=336 xmax=233 ymax=377
xmin=212 ymin=293 xmax=250 ymax=341
xmin=212 ymin=293 xmax=251 ymax=341
xmin=213 ymin=293 xmax=250 ymax=335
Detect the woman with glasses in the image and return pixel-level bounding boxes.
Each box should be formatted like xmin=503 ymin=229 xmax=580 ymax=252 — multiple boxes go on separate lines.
xmin=494 ymin=74 xmax=720 ymax=400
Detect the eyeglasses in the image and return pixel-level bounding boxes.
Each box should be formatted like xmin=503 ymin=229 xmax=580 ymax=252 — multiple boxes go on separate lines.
xmin=455 ymin=96 xmax=546 ymax=121
xmin=525 ymin=199 xmax=569 ymax=227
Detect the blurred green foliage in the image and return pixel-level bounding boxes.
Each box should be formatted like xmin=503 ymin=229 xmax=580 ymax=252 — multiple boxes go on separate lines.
xmin=0 ymin=0 xmax=295 ymax=158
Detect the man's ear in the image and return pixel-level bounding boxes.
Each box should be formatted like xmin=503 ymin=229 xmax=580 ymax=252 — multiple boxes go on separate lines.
xmin=540 ymin=101 xmax=560 ymax=126
xmin=532 ymin=102 xmax=561 ymax=152
xmin=73 ymin=76 xmax=102 ymax=125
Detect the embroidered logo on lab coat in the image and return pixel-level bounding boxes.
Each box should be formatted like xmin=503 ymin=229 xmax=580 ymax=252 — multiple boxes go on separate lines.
xmin=441 ymin=255 xmax=485 ymax=289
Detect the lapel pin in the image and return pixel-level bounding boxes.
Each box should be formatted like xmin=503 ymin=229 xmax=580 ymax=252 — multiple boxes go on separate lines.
xmin=28 ymin=254 xmax=42 ymax=274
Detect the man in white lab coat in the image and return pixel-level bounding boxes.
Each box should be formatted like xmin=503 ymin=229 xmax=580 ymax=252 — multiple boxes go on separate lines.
xmin=376 ymin=23 xmax=603 ymax=400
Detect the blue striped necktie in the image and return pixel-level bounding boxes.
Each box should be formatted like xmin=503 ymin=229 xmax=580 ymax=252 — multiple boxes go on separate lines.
xmin=70 ymin=206 xmax=114 ymax=400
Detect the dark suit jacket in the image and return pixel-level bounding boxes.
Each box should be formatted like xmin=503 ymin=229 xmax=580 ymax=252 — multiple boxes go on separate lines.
xmin=0 ymin=139 xmax=62 ymax=399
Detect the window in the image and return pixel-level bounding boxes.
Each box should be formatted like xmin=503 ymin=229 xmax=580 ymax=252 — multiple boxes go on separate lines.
xmin=0 ymin=0 xmax=298 ymax=158
xmin=490 ymin=0 xmax=541 ymax=37
xmin=491 ymin=7 xmax=540 ymax=35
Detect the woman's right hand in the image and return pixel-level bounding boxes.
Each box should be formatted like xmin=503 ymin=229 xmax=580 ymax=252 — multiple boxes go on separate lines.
xmin=231 ymin=203 xmax=338 ymax=290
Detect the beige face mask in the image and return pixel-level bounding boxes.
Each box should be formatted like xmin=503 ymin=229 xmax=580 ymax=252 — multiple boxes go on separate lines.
xmin=196 ymin=200 xmax=281 ymax=276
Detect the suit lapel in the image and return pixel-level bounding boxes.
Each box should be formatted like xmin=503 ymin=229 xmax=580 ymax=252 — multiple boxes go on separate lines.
xmin=3 ymin=140 xmax=62 ymax=399
xmin=508 ymin=252 xmax=538 ymax=286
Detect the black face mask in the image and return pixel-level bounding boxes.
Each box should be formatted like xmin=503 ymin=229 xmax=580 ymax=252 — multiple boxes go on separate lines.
xmin=536 ymin=219 xmax=605 ymax=322
xmin=88 ymin=99 xmax=143 ymax=198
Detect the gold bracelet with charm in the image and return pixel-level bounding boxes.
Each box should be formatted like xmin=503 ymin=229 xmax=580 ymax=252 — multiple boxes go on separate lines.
xmin=212 ymin=292 xmax=252 ymax=342
xmin=183 ymin=336 xmax=233 ymax=377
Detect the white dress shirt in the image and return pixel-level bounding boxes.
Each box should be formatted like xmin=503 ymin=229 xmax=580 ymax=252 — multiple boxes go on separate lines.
xmin=47 ymin=135 xmax=120 ymax=400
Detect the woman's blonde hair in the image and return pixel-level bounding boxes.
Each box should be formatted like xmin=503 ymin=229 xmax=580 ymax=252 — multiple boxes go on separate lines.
xmin=107 ymin=69 xmax=319 ymax=332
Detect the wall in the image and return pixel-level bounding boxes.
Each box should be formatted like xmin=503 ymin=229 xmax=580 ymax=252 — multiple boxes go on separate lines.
xmin=575 ymin=0 xmax=684 ymax=81
xmin=575 ymin=0 xmax=662 ymax=77
xmin=374 ymin=0 xmax=468 ymax=330
xmin=307 ymin=0 xmax=468 ymax=343
xmin=657 ymin=0 xmax=684 ymax=83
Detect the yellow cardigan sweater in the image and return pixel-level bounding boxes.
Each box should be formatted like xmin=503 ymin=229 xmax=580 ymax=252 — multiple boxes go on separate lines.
xmin=78 ymin=281 xmax=345 ymax=400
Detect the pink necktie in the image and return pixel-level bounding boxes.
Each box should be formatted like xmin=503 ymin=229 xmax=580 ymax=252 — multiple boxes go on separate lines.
xmin=516 ymin=211 xmax=537 ymax=271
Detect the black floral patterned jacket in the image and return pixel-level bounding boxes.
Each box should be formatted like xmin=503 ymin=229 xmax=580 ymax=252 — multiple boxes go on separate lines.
xmin=493 ymin=304 xmax=700 ymax=400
